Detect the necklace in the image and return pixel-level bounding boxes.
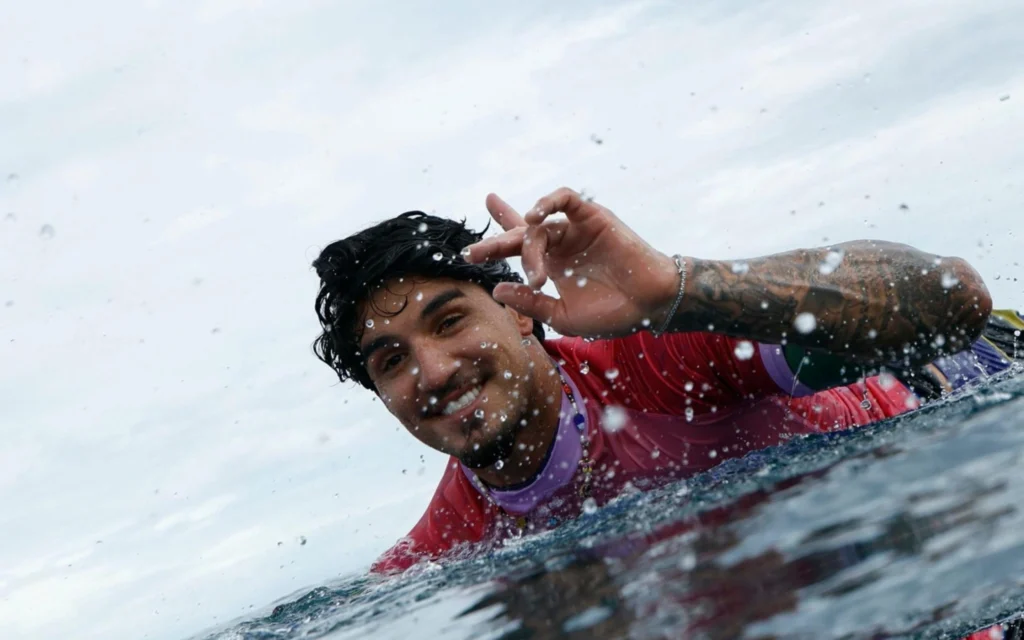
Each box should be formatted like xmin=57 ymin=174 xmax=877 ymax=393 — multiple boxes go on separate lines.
xmin=470 ymin=366 xmax=594 ymax=532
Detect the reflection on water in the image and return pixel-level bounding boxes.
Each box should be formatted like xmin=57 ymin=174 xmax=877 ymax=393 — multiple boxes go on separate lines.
xmin=200 ymin=370 xmax=1024 ymax=640
xmin=467 ymin=481 xmax=1013 ymax=639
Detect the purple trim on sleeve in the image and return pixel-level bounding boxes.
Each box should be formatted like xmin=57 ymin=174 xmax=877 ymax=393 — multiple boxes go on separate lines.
xmin=933 ymin=338 xmax=1013 ymax=390
xmin=757 ymin=342 xmax=817 ymax=398
xmin=461 ymin=364 xmax=583 ymax=515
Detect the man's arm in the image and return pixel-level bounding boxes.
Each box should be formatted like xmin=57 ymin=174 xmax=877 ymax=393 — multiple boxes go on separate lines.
xmin=465 ymin=190 xmax=993 ymax=389
xmin=665 ymin=240 xmax=993 ymax=387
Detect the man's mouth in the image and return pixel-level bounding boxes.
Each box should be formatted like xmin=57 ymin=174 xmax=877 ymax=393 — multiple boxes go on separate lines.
xmin=441 ymin=385 xmax=483 ymax=416
xmin=427 ymin=378 xmax=488 ymax=425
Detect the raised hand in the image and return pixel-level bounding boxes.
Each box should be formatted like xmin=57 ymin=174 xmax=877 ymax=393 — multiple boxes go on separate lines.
xmin=463 ymin=188 xmax=681 ymax=339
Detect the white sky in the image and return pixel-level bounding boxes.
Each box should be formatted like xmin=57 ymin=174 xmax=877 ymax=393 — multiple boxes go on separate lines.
xmin=1 ymin=1 xmax=1023 ymax=638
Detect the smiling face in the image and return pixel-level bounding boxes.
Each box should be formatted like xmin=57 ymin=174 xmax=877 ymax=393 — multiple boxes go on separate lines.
xmin=358 ymin=276 xmax=550 ymax=469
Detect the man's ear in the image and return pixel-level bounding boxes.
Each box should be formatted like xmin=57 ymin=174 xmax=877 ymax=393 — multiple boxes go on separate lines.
xmin=503 ymin=303 xmax=536 ymax=337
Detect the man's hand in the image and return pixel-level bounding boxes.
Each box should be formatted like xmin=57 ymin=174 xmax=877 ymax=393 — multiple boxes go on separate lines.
xmin=464 ymin=188 xmax=680 ymax=339
xmin=466 ymin=187 xmax=993 ymax=376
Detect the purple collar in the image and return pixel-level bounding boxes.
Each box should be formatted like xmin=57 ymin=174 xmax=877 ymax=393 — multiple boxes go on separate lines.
xmin=460 ymin=365 xmax=584 ymax=515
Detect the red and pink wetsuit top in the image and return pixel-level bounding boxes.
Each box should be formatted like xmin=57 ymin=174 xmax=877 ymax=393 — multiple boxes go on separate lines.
xmin=370 ymin=330 xmax=919 ymax=574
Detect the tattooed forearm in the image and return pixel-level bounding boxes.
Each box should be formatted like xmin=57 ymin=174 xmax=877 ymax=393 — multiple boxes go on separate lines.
xmin=667 ymin=240 xmax=993 ymax=367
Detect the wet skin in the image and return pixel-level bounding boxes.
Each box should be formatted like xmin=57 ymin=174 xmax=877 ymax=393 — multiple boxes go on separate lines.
xmin=358 ymin=276 xmax=564 ymax=488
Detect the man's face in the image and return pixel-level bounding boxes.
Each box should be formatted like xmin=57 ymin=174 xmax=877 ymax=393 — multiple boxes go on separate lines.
xmin=357 ymin=277 xmax=540 ymax=468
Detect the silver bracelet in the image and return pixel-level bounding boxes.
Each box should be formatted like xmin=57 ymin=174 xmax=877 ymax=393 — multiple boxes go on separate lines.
xmin=652 ymin=254 xmax=687 ymax=338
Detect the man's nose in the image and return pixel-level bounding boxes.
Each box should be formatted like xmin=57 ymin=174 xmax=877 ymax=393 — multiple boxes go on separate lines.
xmin=414 ymin=342 xmax=461 ymax=392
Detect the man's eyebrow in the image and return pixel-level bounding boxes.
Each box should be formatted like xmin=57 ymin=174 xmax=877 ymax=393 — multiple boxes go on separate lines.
xmin=419 ymin=288 xmax=466 ymax=321
xmin=360 ymin=289 xmax=467 ymax=365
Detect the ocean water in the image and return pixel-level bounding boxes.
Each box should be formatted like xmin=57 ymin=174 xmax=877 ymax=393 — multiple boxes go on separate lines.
xmin=198 ymin=370 xmax=1024 ymax=640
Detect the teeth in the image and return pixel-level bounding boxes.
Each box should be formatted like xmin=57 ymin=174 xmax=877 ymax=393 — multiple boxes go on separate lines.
xmin=442 ymin=386 xmax=482 ymax=416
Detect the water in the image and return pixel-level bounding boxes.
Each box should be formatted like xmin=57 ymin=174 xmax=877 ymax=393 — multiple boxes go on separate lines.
xmin=197 ymin=370 xmax=1024 ymax=639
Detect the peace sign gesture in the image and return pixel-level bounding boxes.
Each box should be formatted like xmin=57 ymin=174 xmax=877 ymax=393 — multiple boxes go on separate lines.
xmin=463 ymin=188 xmax=682 ymax=339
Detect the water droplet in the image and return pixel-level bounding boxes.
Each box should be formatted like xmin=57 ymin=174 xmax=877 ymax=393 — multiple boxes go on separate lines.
xmin=503 ymin=370 xmax=513 ymax=380
xmin=760 ymin=301 xmax=769 ymax=310
xmin=731 ymin=262 xmax=749 ymax=274
xmin=418 ymin=222 xmax=428 ymax=233
xmin=579 ymin=362 xmax=590 ymax=375
xmin=576 ymin=276 xmax=588 ymax=288
xmin=602 ymin=406 xmax=628 ymax=433
xmin=460 ymin=247 xmax=472 ymax=258
xmin=415 ymin=291 xmax=424 ymax=301
xmin=684 ymin=381 xmax=694 ymax=392
xmin=684 ymin=407 xmax=694 ymax=422
xmin=641 ymin=318 xmax=651 ymax=327
xmin=365 ymin=319 xmax=375 ymax=328
xmin=878 ymin=372 xmax=897 ymax=390
xmin=679 ymin=552 xmax=697 ymax=571
xmin=428 ymin=396 xmax=438 ymax=405
xmin=582 ymin=497 xmax=598 ymax=514
xmin=605 ymin=368 xmax=620 ymax=380
xmin=521 ymin=338 xmax=531 ymax=346
xmin=793 ymin=312 xmax=817 ymax=334
xmin=473 ymin=443 xmax=480 ymax=451
xmin=495 ymin=459 xmax=505 ymax=470
xmin=39 ymin=224 xmax=56 ymax=239
xmin=564 ymin=268 xmax=574 ymax=277
xmin=474 ymin=408 xmax=485 ymax=419
xmin=432 ymin=252 xmax=443 ymax=261
xmin=733 ymin=341 xmax=755 ymax=360
xmin=941 ymin=272 xmax=960 ymax=289
xmin=411 ymin=366 xmax=420 ymax=375
xmin=868 ymin=329 xmax=878 ymax=339
xmin=708 ymin=449 xmax=717 ymax=459
xmin=650 ymin=449 xmax=660 ymax=459
xmin=480 ymin=341 xmax=489 ymax=349
xmin=934 ymin=334 xmax=946 ymax=347
xmin=818 ymin=249 xmax=845 ymax=275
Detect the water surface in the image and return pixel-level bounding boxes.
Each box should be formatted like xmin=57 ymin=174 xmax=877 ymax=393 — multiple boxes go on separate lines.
xmin=199 ymin=369 xmax=1024 ymax=639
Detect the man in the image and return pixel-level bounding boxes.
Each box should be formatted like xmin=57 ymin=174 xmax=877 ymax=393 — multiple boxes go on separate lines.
xmin=311 ymin=188 xmax=1020 ymax=576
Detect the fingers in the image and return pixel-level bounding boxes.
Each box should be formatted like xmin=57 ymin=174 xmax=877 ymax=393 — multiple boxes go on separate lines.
xmin=464 ymin=218 xmax=568 ymax=268
xmin=463 ymin=227 xmax=525 ymax=263
xmin=485 ymin=193 xmax=526 ymax=231
xmin=522 ymin=225 xmax=549 ymax=289
xmin=524 ymin=187 xmax=598 ymax=225
xmin=492 ymin=283 xmax=567 ymax=331
xmin=463 ymin=193 xmax=526 ymax=263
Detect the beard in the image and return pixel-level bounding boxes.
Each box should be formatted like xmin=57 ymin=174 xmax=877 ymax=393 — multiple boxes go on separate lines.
xmin=459 ymin=411 xmax=521 ymax=469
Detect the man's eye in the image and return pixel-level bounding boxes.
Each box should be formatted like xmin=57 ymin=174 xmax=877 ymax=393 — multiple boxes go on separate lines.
xmin=439 ymin=315 xmax=462 ymax=331
xmin=382 ymin=353 xmax=404 ymax=372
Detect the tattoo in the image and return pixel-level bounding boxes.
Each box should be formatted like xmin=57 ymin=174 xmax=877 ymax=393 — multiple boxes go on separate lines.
xmin=669 ymin=240 xmax=993 ymax=369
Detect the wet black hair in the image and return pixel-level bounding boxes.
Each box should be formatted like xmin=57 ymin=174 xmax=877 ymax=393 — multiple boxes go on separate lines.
xmin=312 ymin=211 xmax=545 ymax=392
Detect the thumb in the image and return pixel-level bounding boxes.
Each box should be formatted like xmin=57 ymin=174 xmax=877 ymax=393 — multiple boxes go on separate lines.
xmin=493 ymin=282 xmax=565 ymax=329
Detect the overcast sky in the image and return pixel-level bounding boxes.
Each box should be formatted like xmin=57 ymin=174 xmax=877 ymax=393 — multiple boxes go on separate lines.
xmin=1 ymin=1 xmax=1023 ymax=638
